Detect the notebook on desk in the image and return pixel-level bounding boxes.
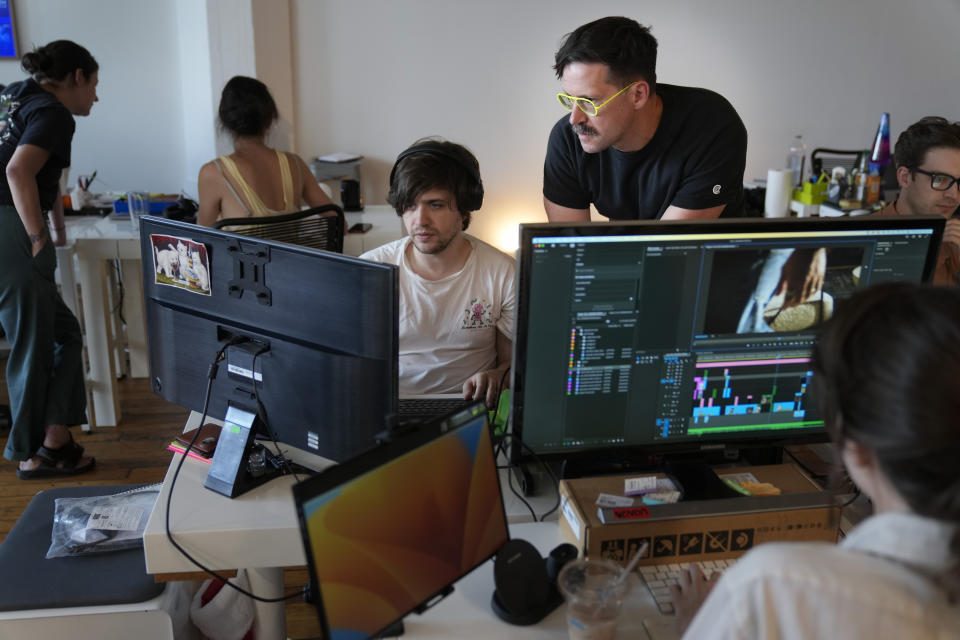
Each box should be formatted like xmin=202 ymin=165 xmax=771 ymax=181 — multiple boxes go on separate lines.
xmin=292 ymin=403 xmax=508 ymax=639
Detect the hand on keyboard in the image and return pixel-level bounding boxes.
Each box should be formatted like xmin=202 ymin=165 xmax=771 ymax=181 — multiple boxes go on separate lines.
xmin=639 ymin=559 xmax=732 ymax=619
xmin=671 ymin=563 xmax=722 ymax=635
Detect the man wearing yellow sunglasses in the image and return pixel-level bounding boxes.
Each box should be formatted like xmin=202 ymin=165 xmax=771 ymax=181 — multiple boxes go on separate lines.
xmin=544 ymin=17 xmax=747 ymax=222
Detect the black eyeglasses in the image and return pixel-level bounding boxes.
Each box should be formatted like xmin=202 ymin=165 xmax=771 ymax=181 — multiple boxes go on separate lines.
xmin=911 ymin=167 xmax=960 ymax=191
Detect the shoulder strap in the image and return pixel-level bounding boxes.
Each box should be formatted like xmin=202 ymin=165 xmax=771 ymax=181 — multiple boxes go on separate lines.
xmin=277 ymin=150 xmax=296 ymax=211
xmin=214 ymin=158 xmax=253 ymax=217
xmin=217 ymin=155 xmax=269 ymax=217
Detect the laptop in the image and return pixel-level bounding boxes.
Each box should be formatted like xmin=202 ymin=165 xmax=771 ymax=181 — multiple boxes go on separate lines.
xmin=292 ymin=403 xmax=509 ymax=639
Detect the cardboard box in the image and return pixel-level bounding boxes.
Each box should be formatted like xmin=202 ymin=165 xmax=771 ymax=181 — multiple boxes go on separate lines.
xmin=558 ymin=464 xmax=839 ymax=567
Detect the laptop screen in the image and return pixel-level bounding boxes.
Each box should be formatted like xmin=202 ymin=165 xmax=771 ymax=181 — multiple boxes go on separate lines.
xmin=293 ymin=405 xmax=508 ymax=639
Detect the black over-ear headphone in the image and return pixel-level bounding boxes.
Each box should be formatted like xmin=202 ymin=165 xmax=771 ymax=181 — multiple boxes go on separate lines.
xmin=389 ymin=143 xmax=484 ymax=211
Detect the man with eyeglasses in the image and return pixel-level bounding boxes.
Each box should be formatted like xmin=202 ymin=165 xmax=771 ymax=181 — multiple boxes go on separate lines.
xmin=543 ymin=17 xmax=747 ymax=222
xmin=878 ymin=116 xmax=960 ymax=285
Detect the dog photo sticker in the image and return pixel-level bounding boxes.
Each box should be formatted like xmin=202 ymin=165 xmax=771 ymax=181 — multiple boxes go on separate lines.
xmin=149 ymin=234 xmax=211 ymax=295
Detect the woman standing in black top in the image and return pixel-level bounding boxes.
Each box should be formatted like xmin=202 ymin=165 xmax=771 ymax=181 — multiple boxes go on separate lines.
xmin=0 ymin=40 xmax=98 ymax=478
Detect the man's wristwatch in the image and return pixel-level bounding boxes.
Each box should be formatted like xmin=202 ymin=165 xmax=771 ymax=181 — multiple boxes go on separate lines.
xmin=28 ymin=228 xmax=47 ymax=243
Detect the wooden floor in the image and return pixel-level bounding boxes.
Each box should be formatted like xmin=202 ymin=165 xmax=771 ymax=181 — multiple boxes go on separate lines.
xmin=0 ymin=377 xmax=322 ymax=639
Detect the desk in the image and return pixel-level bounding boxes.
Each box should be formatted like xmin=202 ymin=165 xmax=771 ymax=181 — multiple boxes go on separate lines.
xmin=61 ymin=215 xmax=146 ymax=428
xmin=406 ymin=521 xmax=671 ymax=639
xmin=143 ymin=413 xmax=674 ymax=640
xmin=343 ymin=204 xmax=405 ymax=256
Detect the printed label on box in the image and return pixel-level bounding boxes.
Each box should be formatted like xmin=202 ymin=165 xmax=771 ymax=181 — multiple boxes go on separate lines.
xmin=597 ymin=492 xmax=635 ymax=508
xmin=561 ymin=495 xmax=581 ymax=541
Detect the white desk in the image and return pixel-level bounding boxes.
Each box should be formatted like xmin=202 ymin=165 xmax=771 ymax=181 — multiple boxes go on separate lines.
xmin=343 ymin=204 xmax=405 ymax=256
xmin=143 ymin=413 xmax=675 ymax=640
xmin=405 ymin=521 xmax=672 ymax=639
xmin=60 ymin=215 xmax=146 ymax=428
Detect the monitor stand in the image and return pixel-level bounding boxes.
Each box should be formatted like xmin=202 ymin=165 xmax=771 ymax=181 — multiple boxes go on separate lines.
xmin=204 ymin=401 xmax=284 ymax=498
xmin=661 ymin=459 xmax=742 ymax=501
xmin=559 ymin=451 xmax=660 ymax=482
xmin=553 ymin=447 xmax=787 ymax=501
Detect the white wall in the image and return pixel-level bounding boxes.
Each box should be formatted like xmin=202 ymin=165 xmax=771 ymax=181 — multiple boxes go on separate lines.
xmin=5 ymin=0 xmax=958 ymax=248
xmin=291 ymin=0 xmax=960 ymax=250
xmin=0 ymin=0 xmax=186 ymax=194
xmin=175 ymin=0 xmax=216 ymax=193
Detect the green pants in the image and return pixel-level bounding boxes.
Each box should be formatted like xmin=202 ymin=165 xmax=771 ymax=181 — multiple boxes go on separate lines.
xmin=0 ymin=205 xmax=87 ymax=461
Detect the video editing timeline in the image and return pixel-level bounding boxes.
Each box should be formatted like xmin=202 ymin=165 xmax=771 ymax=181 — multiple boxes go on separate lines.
xmin=523 ymin=226 xmax=937 ymax=455
xmin=688 ymin=352 xmax=817 ymax=435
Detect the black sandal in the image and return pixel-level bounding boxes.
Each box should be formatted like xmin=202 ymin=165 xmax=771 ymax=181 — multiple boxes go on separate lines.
xmin=17 ymin=434 xmax=96 ymax=479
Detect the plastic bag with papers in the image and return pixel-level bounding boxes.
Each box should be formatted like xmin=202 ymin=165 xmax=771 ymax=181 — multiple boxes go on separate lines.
xmin=45 ymin=484 xmax=162 ymax=558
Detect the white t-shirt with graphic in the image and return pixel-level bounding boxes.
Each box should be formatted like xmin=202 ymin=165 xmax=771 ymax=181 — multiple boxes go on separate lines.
xmin=361 ymin=234 xmax=516 ymax=394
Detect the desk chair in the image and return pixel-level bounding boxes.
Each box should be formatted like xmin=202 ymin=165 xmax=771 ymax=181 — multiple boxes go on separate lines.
xmin=0 ymin=485 xmax=191 ymax=640
xmin=213 ymin=204 xmax=346 ymax=253
xmin=810 ymin=148 xmax=864 ymax=178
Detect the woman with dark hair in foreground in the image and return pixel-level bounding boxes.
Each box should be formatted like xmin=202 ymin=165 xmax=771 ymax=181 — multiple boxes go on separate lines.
xmin=675 ymin=283 xmax=960 ymax=638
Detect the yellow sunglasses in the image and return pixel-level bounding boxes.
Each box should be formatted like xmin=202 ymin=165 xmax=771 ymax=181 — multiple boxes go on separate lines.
xmin=556 ymin=81 xmax=639 ymax=116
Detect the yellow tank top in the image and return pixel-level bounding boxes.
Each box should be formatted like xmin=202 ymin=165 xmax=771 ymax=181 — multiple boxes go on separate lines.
xmin=215 ymin=150 xmax=298 ymax=218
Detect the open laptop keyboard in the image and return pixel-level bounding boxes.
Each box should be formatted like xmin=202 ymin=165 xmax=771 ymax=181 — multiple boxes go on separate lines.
xmin=639 ymin=559 xmax=736 ymax=614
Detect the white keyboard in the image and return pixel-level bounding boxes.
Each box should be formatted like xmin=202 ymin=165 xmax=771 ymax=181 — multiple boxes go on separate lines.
xmin=639 ymin=559 xmax=737 ymax=614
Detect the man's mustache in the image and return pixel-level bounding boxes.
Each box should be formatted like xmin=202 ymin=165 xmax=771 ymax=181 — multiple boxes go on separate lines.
xmin=572 ymin=123 xmax=598 ymax=137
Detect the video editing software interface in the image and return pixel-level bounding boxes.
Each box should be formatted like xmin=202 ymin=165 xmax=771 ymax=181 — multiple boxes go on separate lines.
xmin=516 ymin=221 xmax=939 ymax=457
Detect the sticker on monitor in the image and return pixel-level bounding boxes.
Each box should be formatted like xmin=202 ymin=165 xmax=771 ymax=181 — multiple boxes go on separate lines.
xmin=149 ymin=234 xmax=211 ymax=295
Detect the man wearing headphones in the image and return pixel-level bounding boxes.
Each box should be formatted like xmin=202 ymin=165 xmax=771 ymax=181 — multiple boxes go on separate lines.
xmin=360 ymin=138 xmax=515 ymax=408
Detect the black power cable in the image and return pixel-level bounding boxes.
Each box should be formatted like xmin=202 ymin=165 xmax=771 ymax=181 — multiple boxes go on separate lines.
xmin=163 ymin=339 xmax=305 ymax=603
xmin=500 ymin=432 xmax=562 ymax=522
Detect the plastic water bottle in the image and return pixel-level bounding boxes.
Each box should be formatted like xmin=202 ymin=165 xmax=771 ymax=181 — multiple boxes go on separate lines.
xmin=869 ymin=113 xmax=891 ymax=172
xmin=869 ymin=113 xmax=892 ymax=199
xmin=786 ymin=135 xmax=806 ymax=187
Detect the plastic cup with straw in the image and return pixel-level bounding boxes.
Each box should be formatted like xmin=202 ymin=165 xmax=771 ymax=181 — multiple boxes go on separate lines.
xmin=557 ymin=542 xmax=647 ymax=640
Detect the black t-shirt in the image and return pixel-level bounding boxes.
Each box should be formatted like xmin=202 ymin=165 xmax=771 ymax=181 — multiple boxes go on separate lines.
xmin=543 ymin=84 xmax=747 ymax=220
xmin=0 ymin=79 xmax=75 ymax=210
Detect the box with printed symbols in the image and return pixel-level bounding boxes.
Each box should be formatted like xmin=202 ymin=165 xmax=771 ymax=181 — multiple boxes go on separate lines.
xmin=558 ymin=463 xmax=840 ymax=570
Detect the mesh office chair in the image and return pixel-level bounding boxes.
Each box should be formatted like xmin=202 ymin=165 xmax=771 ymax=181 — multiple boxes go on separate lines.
xmin=213 ymin=204 xmax=346 ymax=253
xmin=810 ymin=148 xmax=864 ymax=178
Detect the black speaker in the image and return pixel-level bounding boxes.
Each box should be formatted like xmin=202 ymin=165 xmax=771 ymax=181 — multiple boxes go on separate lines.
xmin=340 ymin=178 xmax=363 ymax=211
xmin=490 ymin=539 xmax=577 ymax=625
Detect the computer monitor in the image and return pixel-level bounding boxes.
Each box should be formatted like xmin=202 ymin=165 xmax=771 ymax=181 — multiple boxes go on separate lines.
xmin=510 ymin=216 xmax=944 ymax=476
xmin=292 ymin=404 xmax=507 ymax=640
xmin=139 ymin=216 xmax=399 ymax=495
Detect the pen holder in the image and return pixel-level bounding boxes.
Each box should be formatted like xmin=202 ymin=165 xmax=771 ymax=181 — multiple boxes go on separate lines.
xmin=70 ymin=187 xmax=90 ymax=210
xmin=792 ymin=181 xmax=828 ymax=205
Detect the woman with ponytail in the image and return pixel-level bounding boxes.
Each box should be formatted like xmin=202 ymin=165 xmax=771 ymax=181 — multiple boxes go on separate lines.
xmin=0 ymin=40 xmax=98 ymax=478
xmin=674 ymin=283 xmax=960 ymax=638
